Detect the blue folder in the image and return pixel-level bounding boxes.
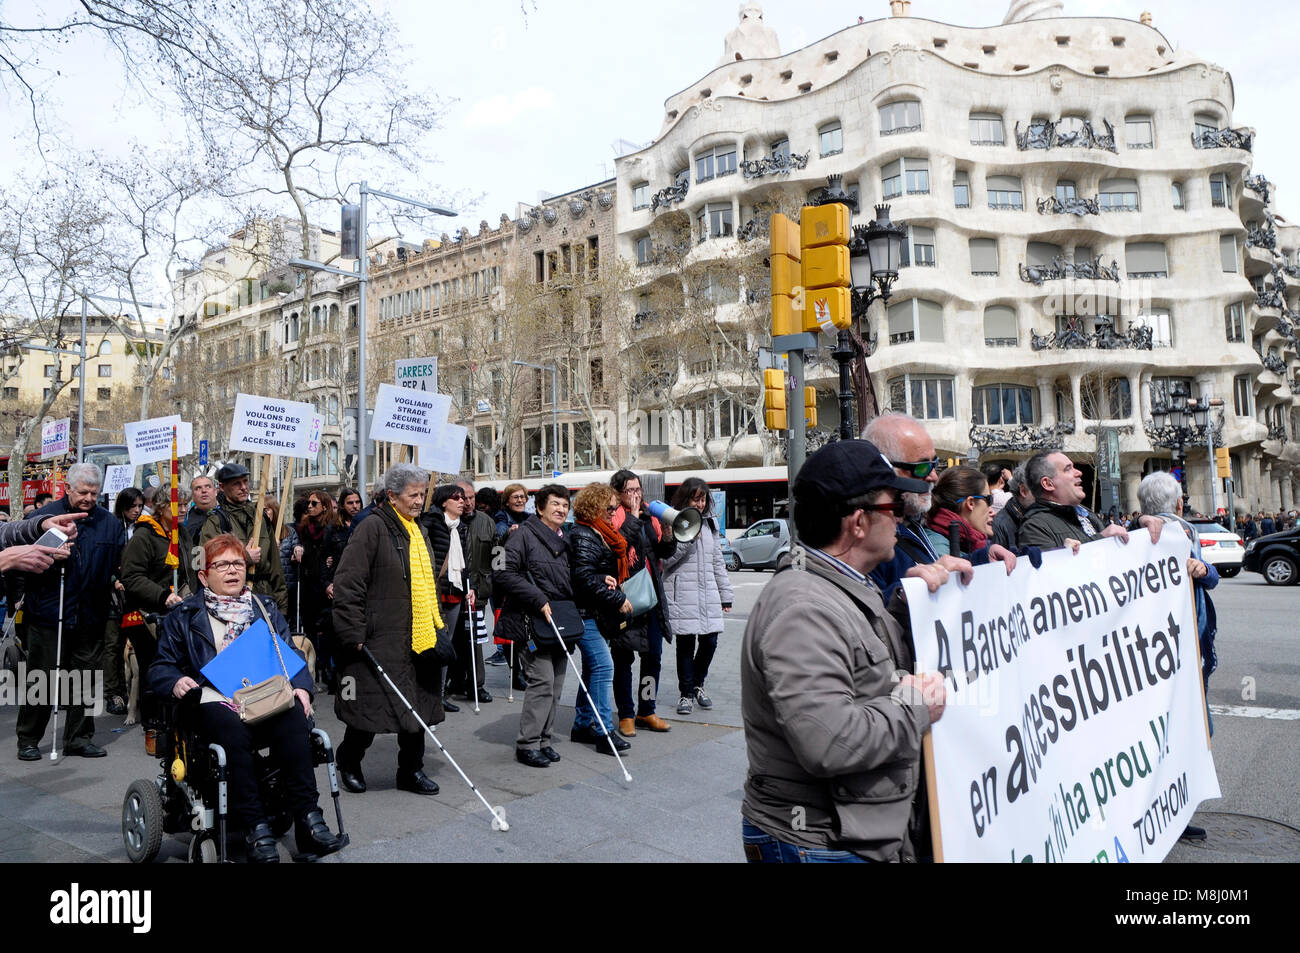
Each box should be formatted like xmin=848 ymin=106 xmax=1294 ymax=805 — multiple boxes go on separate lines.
xmin=200 ymin=619 xmax=306 ymax=698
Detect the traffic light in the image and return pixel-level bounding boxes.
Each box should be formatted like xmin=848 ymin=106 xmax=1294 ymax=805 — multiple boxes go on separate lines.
xmin=764 ymin=368 xmax=787 ymax=431
xmin=799 ymin=204 xmax=852 ymax=333
xmin=340 ymin=204 xmax=361 ymax=258
xmin=769 ymin=213 xmax=801 ymax=337
xmin=804 ymin=386 xmax=817 ymax=428
xmin=1215 ymin=446 xmax=1231 ymax=478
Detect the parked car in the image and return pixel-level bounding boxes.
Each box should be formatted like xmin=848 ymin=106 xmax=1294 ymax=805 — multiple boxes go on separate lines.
xmin=1242 ymin=527 xmax=1300 ymax=586
xmin=729 ymin=518 xmax=791 ymax=571
xmin=1187 ymin=520 xmax=1243 ymax=577
xmin=719 ymin=534 xmax=737 ymax=572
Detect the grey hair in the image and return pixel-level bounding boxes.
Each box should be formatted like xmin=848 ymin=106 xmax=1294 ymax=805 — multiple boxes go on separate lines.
xmin=65 ymin=462 xmax=103 ymax=490
xmin=861 ymin=412 xmax=919 ymax=459
xmin=1006 ymin=464 xmax=1027 ymax=496
xmin=1137 ymin=471 xmax=1181 ymax=516
xmin=382 ymin=463 xmax=429 ymax=496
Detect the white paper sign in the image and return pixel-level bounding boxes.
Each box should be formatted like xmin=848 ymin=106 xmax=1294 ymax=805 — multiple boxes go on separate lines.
xmin=102 ymin=464 xmax=134 ymax=496
xmin=417 ymin=424 xmax=468 ymax=475
xmin=904 ymin=533 xmax=1220 ymax=863
xmin=40 ymin=417 xmax=71 ymax=459
xmin=370 ymin=383 xmax=451 ymax=448
xmin=123 ymin=415 xmax=193 ymax=466
xmin=395 ymin=356 xmax=438 ymax=393
xmin=228 ymin=394 xmax=321 ymax=459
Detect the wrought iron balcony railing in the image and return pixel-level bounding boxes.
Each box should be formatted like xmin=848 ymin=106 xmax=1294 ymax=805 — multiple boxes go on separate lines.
xmin=968 ymin=422 xmax=1072 ymax=452
xmin=1019 ymin=255 xmax=1121 ymax=285
xmin=650 ymin=180 xmax=689 ymax=213
xmin=1036 ymin=195 xmax=1100 ymax=216
xmin=1030 ymin=315 xmax=1153 ymax=351
xmin=1261 ymin=353 xmax=1287 ymax=375
xmin=740 ymin=150 xmax=810 ymax=179
xmin=1244 ymin=174 xmax=1272 ymax=205
xmin=1192 ymin=127 xmax=1253 ymax=151
xmin=1016 ymin=118 xmax=1117 ymax=153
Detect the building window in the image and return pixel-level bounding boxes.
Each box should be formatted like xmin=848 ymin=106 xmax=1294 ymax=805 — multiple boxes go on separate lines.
xmin=970 ymin=237 xmax=999 ymax=275
xmin=987 ymin=174 xmax=1023 ymax=209
xmin=1099 ymin=177 xmax=1139 ymax=210
xmin=1126 ymin=241 xmax=1168 ymax=278
xmin=697 ymin=203 xmax=734 ymax=241
xmin=1220 ymin=234 xmax=1238 ymax=273
xmin=98 ymin=340 xmax=113 ymax=356
xmin=44 ymin=364 xmax=56 ymax=378
xmin=1171 ymin=181 xmax=1185 ymax=209
xmin=2 ymin=387 xmax=16 ymax=400
xmin=632 ymin=182 xmax=649 ymax=209
xmin=1209 ymin=173 xmax=1230 ymax=208
xmin=1133 ymin=308 xmax=1172 ymax=347
xmin=969 ymin=111 xmax=1005 ymax=145
xmin=1125 ymin=114 xmax=1154 ymax=148
xmin=1225 ymin=303 xmax=1245 ymax=342
xmin=879 ymin=99 xmax=921 ymax=135
xmin=695 ymin=145 xmax=737 ymax=183
xmin=97 ymin=386 xmax=112 ymax=400
xmin=1104 ymin=377 xmax=1133 ymax=418
xmin=819 ymin=121 xmax=843 ymax=156
xmin=1194 ymin=112 xmax=1220 ymax=137
xmin=886 ymin=298 xmax=944 ymax=344
xmin=635 ymin=235 xmax=653 ymax=265
xmin=972 ymin=384 xmax=1036 ymax=426
xmin=769 ymin=138 xmax=790 ymax=159
xmin=1233 ymin=375 xmax=1251 ymax=416
xmin=900 ymin=226 xmax=935 ymax=267
xmin=1055 ymin=179 xmax=1077 ymax=202
xmin=1027 ymin=241 xmax=1063 ymax=267
xmin=983 ymin=305 xmax=1018 ymax=346
xmin=954 ymin=170 xmax=970 ymax=208
xmin=887 ymin=374 xmax=955 ymax=419
xmin=882 ymin=157 xmax=929 ymax=198
xmin=97 ymin=364 xmax=111 ymax=377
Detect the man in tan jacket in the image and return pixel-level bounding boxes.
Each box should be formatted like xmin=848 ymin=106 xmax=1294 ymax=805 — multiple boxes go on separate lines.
xmin=740 ymin=439 xmax=951 ymax=862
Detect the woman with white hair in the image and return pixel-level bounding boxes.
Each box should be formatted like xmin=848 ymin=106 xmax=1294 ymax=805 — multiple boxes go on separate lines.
xmin=1136 ymin=470 xmax=1218 ymax=843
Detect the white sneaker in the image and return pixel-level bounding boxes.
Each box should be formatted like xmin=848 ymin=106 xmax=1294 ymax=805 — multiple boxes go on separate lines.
xmin=694 ymin=687 xmax=713 ymax=710
xmin=676 ymin=695 xmax=694 ymax=715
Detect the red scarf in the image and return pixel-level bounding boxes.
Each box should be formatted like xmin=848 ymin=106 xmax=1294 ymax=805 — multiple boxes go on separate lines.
xmin=582 ymin=516 xmax=630 ymax=582
xmin=927 ymin=507 xmax=989 ymax=554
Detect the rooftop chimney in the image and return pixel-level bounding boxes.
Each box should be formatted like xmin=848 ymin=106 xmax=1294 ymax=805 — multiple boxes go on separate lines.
xmin=890 ymin=0 xmax=911 ymax=16
xmin=1140 ymin=11 xmax=1152 ymax=25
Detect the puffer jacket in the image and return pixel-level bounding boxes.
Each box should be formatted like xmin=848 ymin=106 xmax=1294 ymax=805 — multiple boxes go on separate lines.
xmin=661 ymin=518 xmax=734 ymax=636
xmin=492 ymin=515 xmax=572 ymax=644
xmin=421 ymin=504 xmax=470 ymax=601
xmin=567 ymin=523 xmax=629 ymax=628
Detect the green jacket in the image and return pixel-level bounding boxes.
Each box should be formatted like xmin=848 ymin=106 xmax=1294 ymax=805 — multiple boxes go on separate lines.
xmin=199 ymin=494 xmax=288 ymax=613
xmin=120 ymin=521 xmax=200 ymax=614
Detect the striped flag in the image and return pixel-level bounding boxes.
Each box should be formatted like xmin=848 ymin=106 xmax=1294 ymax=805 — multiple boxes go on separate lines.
xmin=166 ymin=425 xmax=180 ymax=569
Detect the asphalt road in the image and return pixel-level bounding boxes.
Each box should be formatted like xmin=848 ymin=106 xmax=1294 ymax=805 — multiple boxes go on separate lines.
xmin=0 ymin=567 xmax=1294 ymax=863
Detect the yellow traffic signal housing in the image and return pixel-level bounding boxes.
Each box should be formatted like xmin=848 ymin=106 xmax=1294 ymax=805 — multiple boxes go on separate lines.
xmin=804 ymin=387 xmax=817 ymax=428
xmin=800 ymin=203 xmax=850 ymax=248
xmin=802 ymin=244 xmax=850 ymax=291
xmin=769 ymin=213 xmax=802 ymax=339
xmin=1215 ymin=446 xmax=1231 ymax=478
xmin=764 ymin=368 xmax=787 ymax=431
xmin=770 ymin=254 xmax=802 ymax=296
xmin=771 ymin=294 xmax=798 ymax=336
xmin=770 ymin=213 xmax=801 ymax=260
xmin=802 ymin=287 xmax=852 ymax=332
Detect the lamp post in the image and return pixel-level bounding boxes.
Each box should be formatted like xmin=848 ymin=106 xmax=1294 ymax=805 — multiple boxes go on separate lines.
xmin=290 ymin=182 xmax=456 ymax=491
xmin=841 ymin=204 xmax=906 ymax=439
xmin=1150 ymin=382 xmax=1209 ymax=510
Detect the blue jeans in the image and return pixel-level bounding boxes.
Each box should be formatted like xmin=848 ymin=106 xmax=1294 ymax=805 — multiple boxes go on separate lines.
xmin=573 ymin=619 xmax=615 ymax=735
xmin=741 ymin=819 xmax=868 ymax=864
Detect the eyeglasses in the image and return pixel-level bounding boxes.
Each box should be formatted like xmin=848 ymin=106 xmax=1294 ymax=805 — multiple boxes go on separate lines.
xmin=957 ymin=494 xmax=994 ymax=507
xmin=853 ymin=499 xmax=907 ymax=518
xmin=889 ymin=458 xmax=941 ymax=479
xmin=207 ymin=559 xmax=245 ymax=572
xmin=605 ymin=506 xmax=617 ymax=514
xmin=622 ymin=486 xmax=642 ymax=495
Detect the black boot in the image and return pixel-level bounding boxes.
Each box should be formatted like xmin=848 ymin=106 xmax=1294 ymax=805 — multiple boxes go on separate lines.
xmin=295 ymin=809 xmax=344 ymax=858
xmin=245 ymin=821 xmax=280 ymax=863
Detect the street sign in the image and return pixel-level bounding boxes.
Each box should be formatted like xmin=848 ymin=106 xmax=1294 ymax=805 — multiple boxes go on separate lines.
xmin=199 ymin=439 xmax=209 ymax=466
xmin=552 ymin=470 xmax=562 ymax=478
xmin=395 ymin=356 xmax=438 ymax=393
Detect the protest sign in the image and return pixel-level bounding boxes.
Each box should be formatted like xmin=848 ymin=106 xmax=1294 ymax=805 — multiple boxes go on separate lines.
xmin=103 ymin=464 xmax=134 ymax=497
xmin=395 ymin=356 xmax=438 ymax=393
xmin=417 ymin=424 xmax=468 ymax=475
xmin=228 ymin=394 xmax=321 ymax=459
xmin=123 ymin=416 xmax=193 ymax=466
xmin=40 ymin=418 xmax=71 ymax=459
xmin=904 ymin=532 xmax=1219 ymax=863
xmin=370 ymin=382 xmax=451 ymax=448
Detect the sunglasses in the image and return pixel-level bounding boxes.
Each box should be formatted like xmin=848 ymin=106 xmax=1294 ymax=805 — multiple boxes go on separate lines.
xmin=605 ymin=505 xmax=618 ymax=514
xmin=853 ymin=499 xmax=907 ymax=518
xmin=957 ymin=494 xmax=994 ymax=507
xmin=889 ymin=458 xmax=941 ymax=479
xmin=308 ymin=500 xmax=322 ymax=508
xmin=448 ymin=492 xmax=466 ymax=501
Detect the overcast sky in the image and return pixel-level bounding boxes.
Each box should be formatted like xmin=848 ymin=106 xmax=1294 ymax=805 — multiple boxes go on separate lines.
xmin=6 ymin=0 xmax=1299 ymax=251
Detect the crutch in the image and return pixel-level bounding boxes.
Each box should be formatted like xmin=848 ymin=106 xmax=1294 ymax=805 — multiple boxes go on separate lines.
xmin=546 ymin=614 xmax=632 ymax=783
xmin=49 ymin=567 xmax=66 ymax=763
xmin=361 ymin=646 xmax=508 ymax=831
xmin=467 ymin=602 xmax=480 ymax=714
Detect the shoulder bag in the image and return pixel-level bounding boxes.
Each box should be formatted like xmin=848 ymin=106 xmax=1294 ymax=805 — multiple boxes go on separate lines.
xmin=621 ymin=565 xmax=659 ymax=617
xmin=232 ymin=597 xmax=296 ymax=724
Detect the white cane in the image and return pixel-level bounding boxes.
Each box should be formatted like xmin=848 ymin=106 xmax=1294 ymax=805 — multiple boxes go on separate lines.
xmin=49 ymin=566 xmax=66 ymax=763
xmin=547 ymin=614 xmax=632 ymax=784
xmin=468 ymin=600 xmax=480 ymax=715
xmin=507 ymin=638 xmax=515 ymax=703
xmin=361 ymin=646 xmax=508 ymax=831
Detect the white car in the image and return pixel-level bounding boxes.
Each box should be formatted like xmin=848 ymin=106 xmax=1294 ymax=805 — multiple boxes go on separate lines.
xmin=1188 ymin=520 xmax=1243 ymax=577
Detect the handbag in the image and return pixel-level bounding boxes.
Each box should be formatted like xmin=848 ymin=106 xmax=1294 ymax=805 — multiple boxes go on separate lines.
xmin=521 ymin=567 xmax=583 ymax=649
xmin=232 ymin=598 xmax=295 ymax=725
xmin=622 ymin=565 xmax=659 ymax=617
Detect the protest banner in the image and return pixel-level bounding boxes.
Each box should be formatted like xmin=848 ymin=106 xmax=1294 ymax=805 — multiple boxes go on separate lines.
xmin=40 ymin=417 xmax=71 ymax=459
xmin=903 ymin=532 xmax=1219 ymax=863
xmin=103 ymin=464 xmax=134 ymax=498
xmin=228 ymin=395 xmax=321 ymax=459
xmin=395 ymin=356 xmax=438 ymax=393
xmin=369 ymin=382 xmax=451 ymax=447
xmin=417 ymin=424 xmax=468 ymax=476
xmin=123 ymin=415 xmax=193 ymax=466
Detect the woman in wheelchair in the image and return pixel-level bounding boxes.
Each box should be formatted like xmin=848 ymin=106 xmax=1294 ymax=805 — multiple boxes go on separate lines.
xmin=148 ymin=534 xmax=344 ymax=863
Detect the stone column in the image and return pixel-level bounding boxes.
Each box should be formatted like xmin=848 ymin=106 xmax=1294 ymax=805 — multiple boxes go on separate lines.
xmin=1281 ymin=474 xmax=1294 ymax=511
xmin=1122 ymin=470 xmax=1142 ymax=515
xmin=1037 ymin=377 xmax=1056 ymax=427
xmin=1070 ymin=373 xmax=1084 ymax=431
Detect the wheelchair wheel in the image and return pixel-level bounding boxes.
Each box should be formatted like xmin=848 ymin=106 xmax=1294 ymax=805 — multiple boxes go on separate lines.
xmin=122 ymin=780 xmax=164 ymax=863
xmin=189 ymin=834 xmax=219 ymax=864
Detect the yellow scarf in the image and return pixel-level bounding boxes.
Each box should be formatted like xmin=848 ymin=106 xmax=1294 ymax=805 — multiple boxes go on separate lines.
xmin=395 ymin=509 xmax=443 ymax=652
xmin=135 ymin=513 xmax=180 ymax=568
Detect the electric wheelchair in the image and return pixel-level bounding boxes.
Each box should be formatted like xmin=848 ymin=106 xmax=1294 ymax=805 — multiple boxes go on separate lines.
xmin=122 ymin=690 xmax=349 ymax=863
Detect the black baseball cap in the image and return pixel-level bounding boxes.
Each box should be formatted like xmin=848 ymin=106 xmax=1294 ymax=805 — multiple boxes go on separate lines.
xmin=794 ymin=439 xmax=930 ymax=504
xmin=216 ymin=463 xmax=251 ymax=483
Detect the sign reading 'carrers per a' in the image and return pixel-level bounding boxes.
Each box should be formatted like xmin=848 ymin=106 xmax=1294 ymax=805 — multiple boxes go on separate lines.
xmin=904 ymin=532 xmax=1220 ymax=864
xmin=228 ymin=394 xmax=321 ymax=459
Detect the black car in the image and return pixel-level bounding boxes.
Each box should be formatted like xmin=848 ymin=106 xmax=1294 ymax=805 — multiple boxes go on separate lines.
xmin=1242 ymin=527 xmax=1300 ymax=585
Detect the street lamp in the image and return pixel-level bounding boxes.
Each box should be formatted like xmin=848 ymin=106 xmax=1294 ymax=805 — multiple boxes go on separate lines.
xmin=290 ymin=181 xmax=456 ymax=491
xmin=1150 ymin=382 xmax=1210 ymax=509
xmin=841 ymin=204 xmax=906 ymax=439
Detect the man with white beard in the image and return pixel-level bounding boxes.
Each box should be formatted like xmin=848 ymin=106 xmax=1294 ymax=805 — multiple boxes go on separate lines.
xmin=862 ymin=414 xmax=1016 ymax=602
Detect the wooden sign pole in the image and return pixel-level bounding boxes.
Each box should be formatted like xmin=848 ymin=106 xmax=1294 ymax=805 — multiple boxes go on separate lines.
xmin=249 ymin=452 xmax=274 ymax=552
xmin=275 ymin=456 xmax=293 ymax=543
xmin=923 ymin=732 xmax=944 ymax=863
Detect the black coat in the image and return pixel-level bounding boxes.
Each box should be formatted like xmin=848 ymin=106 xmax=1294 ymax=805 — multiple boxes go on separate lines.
xmin=146 ymin=591 xmax=312 ymax=700
xmin=420 ymin=505 xmax=470 ymax=601
xmin=618 ymin=509 xmax=676 ymax=643
xmin=567 ymin=523 xmax=628 ymax=628
xmin=23 ymin=498 xmax=125 ymax=630
xmin=331 ymin=502 xmax=444 ymax=734
xmin=492 ymin=516 xmax=572 ymax=644
xmin=120 ymin=521 xmax=200 ymax=614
